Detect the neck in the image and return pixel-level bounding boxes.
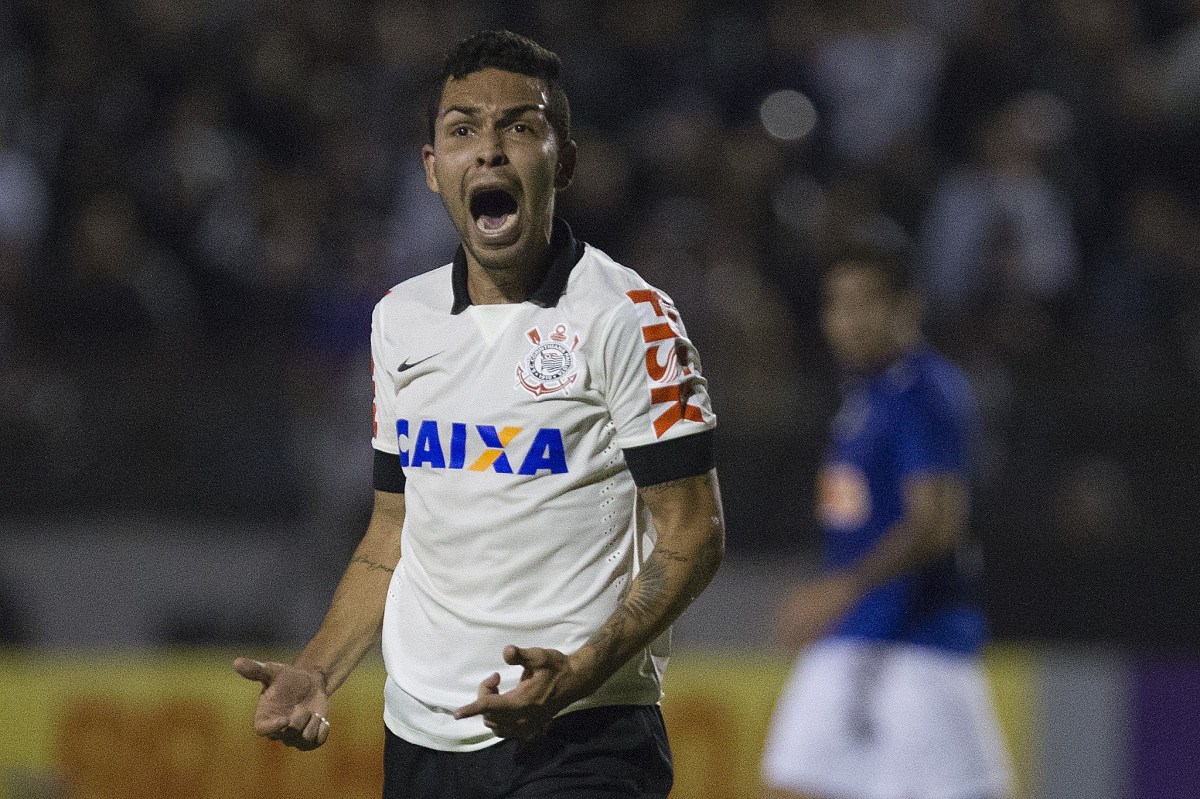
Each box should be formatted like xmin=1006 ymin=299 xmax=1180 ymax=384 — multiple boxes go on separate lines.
xmin=466 ymin=258 xmax=547 ymax=305
xmin=463 ymin=230 xmax=553 ymax=306
xmin=851 ymin=338 xmax=916 ymax=376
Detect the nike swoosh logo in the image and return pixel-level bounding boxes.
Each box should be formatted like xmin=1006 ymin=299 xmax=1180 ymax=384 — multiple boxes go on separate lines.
xmin=397 ymin=353 xmax=441 ymax=373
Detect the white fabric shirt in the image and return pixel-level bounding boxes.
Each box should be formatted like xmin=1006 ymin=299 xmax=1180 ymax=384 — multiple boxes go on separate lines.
xmin=370 ymin=228 xmax=715 ymax=751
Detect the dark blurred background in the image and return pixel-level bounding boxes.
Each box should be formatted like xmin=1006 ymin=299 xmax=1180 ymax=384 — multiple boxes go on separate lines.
xmin=1 ymin=0 xmax=1198 ymax=653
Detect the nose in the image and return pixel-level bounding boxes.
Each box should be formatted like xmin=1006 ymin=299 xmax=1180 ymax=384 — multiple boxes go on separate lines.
xmin=476 ymin=129 xmax=508 ymax=167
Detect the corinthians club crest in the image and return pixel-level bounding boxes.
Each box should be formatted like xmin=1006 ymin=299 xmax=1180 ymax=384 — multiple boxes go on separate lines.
xmin=517 ymin=324 xmax=579 ymax=396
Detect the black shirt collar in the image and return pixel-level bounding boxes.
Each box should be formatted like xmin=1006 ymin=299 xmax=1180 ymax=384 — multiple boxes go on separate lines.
xmin=450 ymin=218 xmax=584 ymax=314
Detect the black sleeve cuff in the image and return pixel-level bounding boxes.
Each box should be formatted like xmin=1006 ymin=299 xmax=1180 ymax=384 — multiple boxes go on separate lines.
xmin=622 ymin=429 xmax=715 ymax=488
xmin=373 ymin=449 xmax=406 ymax=493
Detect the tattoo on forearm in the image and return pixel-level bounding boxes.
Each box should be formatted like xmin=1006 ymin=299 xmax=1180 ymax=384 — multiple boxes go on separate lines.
xmin=623 ymin=552 xmax=670 ymax=621
xmin=586 ymin=614 xmax=624 ymax=665
xmin=350 ymin=555 xmax=394 ymax=574
xmin=654 ymin=547 xmax=692 ymax=563
xmin=585 ymin=541 xmax=713 ymax=666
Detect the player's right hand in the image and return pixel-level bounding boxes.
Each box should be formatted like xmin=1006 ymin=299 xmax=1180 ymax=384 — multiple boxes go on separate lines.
xmin=233 ymin=657 xmax=331 ymax=751
xmin=773 ymin=573 xmax=860 ymax=652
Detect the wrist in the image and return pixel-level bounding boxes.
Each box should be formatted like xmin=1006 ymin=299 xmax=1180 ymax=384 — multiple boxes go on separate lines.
xmin=293 ymin=660 xmax=332 ymax=695
xmin=566 ymin=645 xmax=606 ymax=698
xmin=830 ymin=568 xmax=868 ymax=601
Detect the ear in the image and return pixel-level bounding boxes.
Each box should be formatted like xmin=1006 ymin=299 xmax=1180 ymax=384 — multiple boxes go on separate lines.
xmin=422 ymin=144 xmax=440 ymax=194
xmin=554 ymin=139 xmax=578 ymax=191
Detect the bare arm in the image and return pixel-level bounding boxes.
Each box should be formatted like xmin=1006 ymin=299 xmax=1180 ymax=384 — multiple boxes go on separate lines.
xmin=578 ymin=469 xmax=726 ymax=683
xmin=840 ymin=475 xmax=966 ymax=594
xmin=776 ymin=474 xmax=967 ymax=650
xmin=294 ymin=489 xmax=407 ymax=692
xmin=234 ymin=489 xmax=405 ymax=749
xmin=454 ymin=469 xmax=725 ymax=738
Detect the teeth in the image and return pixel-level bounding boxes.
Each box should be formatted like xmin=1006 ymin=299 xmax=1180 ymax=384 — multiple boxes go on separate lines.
xmin=475 ymin=213 xmax=518 ymax=234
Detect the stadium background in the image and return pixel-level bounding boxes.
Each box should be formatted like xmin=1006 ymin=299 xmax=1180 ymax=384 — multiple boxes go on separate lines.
xmin=1 ymin=0 xmax=1198 ymax=796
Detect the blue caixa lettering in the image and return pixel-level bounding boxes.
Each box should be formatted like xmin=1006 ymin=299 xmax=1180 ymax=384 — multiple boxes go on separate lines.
xmin=396 ymin=420 xmax=568 ymax=475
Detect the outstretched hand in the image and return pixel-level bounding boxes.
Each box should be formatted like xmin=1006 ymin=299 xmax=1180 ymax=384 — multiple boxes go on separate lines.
xmin=773 ymin=572 xmax=860 ymax=652
xmin=453 ymin=645 xmax=594 ymax=740
xmin=233 ymin=657 xmax=331 ymax=751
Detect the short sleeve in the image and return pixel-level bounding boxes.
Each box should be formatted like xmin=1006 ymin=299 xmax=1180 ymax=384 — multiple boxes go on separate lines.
xmin=601 ymin=287 xmax=716 ymax=452
xmin=371 ymin=300 xmax=406 ymax=493
xmin=371 ymin=301 xmax=402 ymax=455
xmin=894 ymin=384 xmax=967 ymax=478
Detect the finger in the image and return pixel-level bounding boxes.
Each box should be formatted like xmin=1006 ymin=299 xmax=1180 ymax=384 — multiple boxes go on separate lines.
xmin=454 ymin=697 xmax=488 ymax=720
xmin=455 ymin=691 xmax=515 ymax=720
xmin=279 ymin=727 xmax=318 ymax=751
xmin=476 ymin=671 xmax=501 ymax=700
xmin=258 ymin=700 xmax=297 ymax=738
xmin=302 ymin=712 xmax=325 ymax=742
xmin=316 ymin=715 xmax=332 ymax=746
xmin=504 ymin=645 xmax=549 ymax=678
xmin=233 ymin=658 xmax=276 ymax=685
xmin=503 ymin=645 xmax=542 ymax=667
xmin=254 ymin=714 xmax=290 ymax=736
xmin=253 ymin=701 xmax=291 ymax=736
xmin=287 ymin=706 xmax=312 ymax=734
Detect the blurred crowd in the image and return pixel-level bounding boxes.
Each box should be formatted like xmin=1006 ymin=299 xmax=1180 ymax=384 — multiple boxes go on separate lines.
xmin=2 ymin=0 xmax=1199 ymax=650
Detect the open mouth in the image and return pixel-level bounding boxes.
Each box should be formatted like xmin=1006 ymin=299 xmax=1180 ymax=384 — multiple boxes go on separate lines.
xmin=469 ymin=188 xmax=519 ymax=235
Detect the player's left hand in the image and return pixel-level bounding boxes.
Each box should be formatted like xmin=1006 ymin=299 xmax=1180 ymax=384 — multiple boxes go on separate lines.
xmin=453 ymin=645 xmax=591 ymax=740
xmin=773 ymin=572 xmax=861 ymax=651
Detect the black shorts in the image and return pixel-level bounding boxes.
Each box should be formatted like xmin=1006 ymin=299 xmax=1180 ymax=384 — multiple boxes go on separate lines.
xmin=382 ymin=704 xmax=673 ymax=799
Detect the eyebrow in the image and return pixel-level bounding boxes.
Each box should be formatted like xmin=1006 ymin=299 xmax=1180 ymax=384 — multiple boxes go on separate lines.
xmin=441 ymin=104 xmax=547 ymax=124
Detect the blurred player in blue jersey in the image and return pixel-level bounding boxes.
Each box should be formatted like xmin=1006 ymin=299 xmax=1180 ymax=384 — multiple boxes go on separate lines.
xmin=761 ymin=245 xmax=1011 ymax=799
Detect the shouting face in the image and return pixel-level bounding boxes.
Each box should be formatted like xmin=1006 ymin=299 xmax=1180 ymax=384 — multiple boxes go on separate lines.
xmin=423 ymin=68 xmax=576 ymax=276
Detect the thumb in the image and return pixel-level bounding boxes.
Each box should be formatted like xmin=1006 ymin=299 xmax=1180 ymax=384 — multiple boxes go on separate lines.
xmin=233 ymin=658 xmax=276 ymax=686
xmin=504 ymin=645 xmax=549 ymax=669
xmin=502 ymin=645 xmax=526 ymax=666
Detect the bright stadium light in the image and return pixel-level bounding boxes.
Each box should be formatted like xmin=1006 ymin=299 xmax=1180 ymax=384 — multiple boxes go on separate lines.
xmin=759 ymin=89 xmax=817 ymax=142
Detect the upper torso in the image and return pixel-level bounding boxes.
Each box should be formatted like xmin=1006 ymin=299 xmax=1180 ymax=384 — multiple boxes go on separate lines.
xmin=817 ymin=345 xmax=986 ymax=655
xmin=370 ymin=233 xmax=715 ymax=749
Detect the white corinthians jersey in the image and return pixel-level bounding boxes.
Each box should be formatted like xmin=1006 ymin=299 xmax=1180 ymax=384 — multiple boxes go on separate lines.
xmin=370 ymin=220 xmax=716 ymax=751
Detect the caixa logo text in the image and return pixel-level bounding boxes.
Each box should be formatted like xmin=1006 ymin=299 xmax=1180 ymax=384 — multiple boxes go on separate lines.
xmin=397 ymin=420 xmax=568 ymax=475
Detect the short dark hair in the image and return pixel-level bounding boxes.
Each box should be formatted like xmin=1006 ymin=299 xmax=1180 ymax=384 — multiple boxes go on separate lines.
xmin=828 ymin=243 xmax=914 ymax=296
xmin=427 ymin=30 xmax=571 ymax=147
xmin=828 ymin=215 xmax=914 ymax=295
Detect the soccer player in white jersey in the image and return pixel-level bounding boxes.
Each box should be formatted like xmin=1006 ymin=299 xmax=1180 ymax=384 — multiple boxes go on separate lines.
xmin=234 ymin=30 xmax=725 ymax=798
